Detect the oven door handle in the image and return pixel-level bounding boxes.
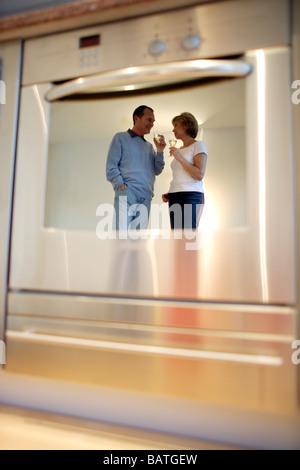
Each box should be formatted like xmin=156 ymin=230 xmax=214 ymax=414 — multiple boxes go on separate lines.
xmin=45 ymin=58 xmax=252 ymax=102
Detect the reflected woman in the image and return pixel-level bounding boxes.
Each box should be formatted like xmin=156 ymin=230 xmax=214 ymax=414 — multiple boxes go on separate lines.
xmin=162 ymin=112 xmax=208 ymax=230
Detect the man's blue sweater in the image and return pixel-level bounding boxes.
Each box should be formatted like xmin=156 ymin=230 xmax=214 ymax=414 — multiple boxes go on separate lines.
xmin=106 ymin=130 xmax=165 ymax=200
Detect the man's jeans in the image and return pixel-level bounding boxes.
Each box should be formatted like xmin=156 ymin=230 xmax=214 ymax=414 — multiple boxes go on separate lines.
xmin=114 ymin=187 xmax=151 ymax=230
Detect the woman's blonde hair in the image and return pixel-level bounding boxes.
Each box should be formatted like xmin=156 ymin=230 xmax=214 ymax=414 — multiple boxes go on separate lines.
xmin=172 ymin=112 xmax=199 ymax=139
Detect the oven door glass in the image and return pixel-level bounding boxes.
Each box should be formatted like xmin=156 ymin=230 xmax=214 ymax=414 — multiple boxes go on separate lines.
xmin=9 ymin=48 xmax=295 ymax=304
xmin=44 ymin=77 xmax=246 ymax=231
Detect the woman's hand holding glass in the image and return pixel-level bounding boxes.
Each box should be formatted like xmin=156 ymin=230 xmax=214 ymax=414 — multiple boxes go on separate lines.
xmin=169 ymin=138 xmax=182 ymax=159
xmin=169 ymin=146 xmax=183 ymax=161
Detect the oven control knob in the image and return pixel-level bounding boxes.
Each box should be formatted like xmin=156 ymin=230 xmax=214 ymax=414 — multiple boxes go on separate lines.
xmin=148 ymin=39 xmax=166 ymax=56
xmin=182 ymin=34 xmax=201 ymax=50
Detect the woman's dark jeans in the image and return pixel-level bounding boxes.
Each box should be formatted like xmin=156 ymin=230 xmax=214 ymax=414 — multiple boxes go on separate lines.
xmin=168 ymin=191 xmax=205 ymax=230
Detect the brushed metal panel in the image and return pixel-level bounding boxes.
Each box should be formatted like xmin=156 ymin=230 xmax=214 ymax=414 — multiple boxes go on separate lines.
xmin=22 ymin=0 xmax=290 ymax=85
xmin=6 ymin=291 xmax=298 ymax=414
xmin=4 ymin=332 xmax=298 ymax=414
xmin=7 ymin=292 xmax=296 ymax=335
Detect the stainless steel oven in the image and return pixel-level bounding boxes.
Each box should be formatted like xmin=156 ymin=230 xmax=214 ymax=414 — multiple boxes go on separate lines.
xmin=4 ymin=0 xmax=299 ymax=433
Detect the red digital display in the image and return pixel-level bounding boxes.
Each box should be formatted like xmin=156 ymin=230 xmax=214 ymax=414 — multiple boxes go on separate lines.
xmin=79 ymin=35 xmax=100 ymax=48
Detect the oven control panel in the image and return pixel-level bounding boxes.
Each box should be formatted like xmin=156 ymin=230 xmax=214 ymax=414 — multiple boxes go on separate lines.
xmin=22 ymin=0 xmax=289 ymax=85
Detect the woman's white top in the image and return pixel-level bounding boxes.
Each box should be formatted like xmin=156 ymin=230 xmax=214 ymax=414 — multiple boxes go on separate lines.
xmin=169 ymin=140 xmax=208 ymax=193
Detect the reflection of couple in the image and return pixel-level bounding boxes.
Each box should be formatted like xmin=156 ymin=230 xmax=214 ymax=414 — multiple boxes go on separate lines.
xmin=106 ymin=105 xmax=207 ymax=230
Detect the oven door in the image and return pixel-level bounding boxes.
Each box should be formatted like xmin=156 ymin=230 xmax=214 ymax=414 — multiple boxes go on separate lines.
xmin=9 ymin=48 xmax=295 ymax=304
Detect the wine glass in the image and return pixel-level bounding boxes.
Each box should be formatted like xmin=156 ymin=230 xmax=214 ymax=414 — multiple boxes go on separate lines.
xmin=154 ymin=133 xmax=163 ymax=143
xmin=169 ymin=138 xmax=177 ymax=147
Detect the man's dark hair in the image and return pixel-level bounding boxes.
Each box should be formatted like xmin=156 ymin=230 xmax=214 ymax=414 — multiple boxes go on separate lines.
xmin=133 ymin=105 xmax=154 ymax=124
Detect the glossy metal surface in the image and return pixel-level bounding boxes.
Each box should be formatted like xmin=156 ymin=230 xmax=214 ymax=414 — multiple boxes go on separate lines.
xmin=5 ymin=331 xmax=296 ymax=413
xmin=5 ymin=0 xmax=299 ymax=427
xmin=5 ymin=291 xmax=298 ymax=413
xmin=22 ymin=0 xmax=289 ymax=86
xmin=6 ymin=292 xmax=296 ymax=336
xmin=9 ymin=48 xmax=295 ymax=304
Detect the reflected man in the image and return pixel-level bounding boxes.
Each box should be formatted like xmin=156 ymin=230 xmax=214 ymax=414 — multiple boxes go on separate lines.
xmin=106 ymin=105 xmax=166 ymax=230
